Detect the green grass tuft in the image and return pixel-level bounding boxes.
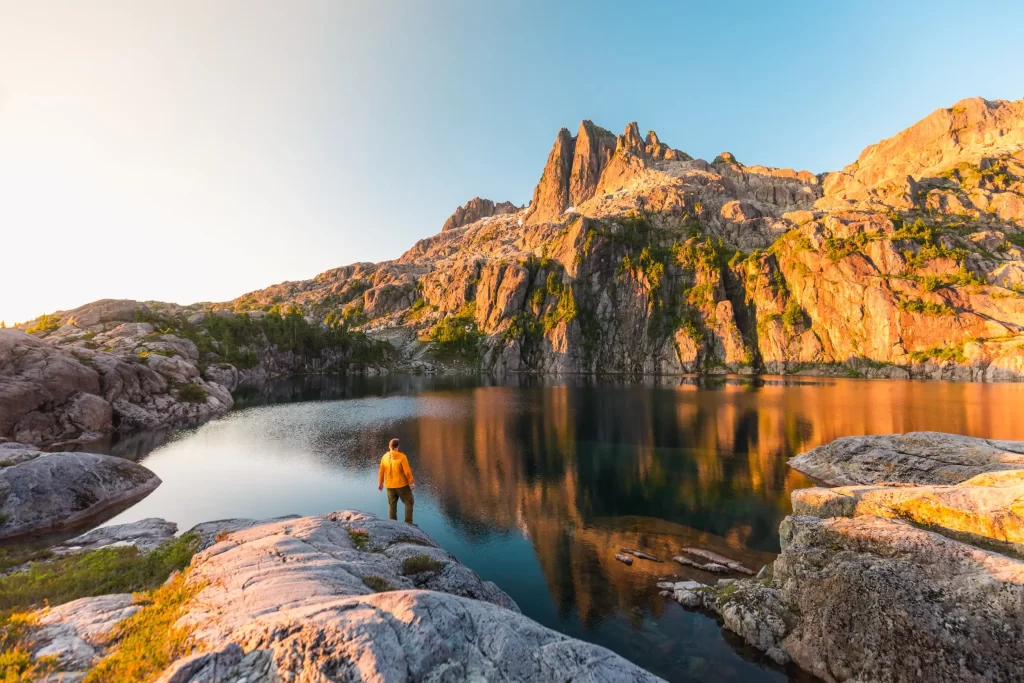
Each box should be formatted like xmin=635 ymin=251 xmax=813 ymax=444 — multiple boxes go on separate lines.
xmin=402 ymin=554 xmax=442 ymax=575
xmin=347 ymin=529 xmax=370 ymax=551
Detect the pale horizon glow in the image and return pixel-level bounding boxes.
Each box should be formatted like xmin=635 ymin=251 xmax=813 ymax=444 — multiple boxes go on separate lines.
xmin=2 ymin=0 xmax=1023 ymax=325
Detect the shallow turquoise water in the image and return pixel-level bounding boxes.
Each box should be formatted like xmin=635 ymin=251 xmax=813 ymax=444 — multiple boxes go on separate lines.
xmin=95 ymin=374 xmax=1024 ymax=682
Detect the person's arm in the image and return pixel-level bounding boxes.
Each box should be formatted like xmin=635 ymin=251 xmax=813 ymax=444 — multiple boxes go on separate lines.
xmin=402 ymin=454 xmax=415 ymax=488
xmin=378 ymin=457 xmax=385 ymax=490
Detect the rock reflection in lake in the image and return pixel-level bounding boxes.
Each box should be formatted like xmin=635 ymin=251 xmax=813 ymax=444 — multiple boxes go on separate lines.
xmin=94 ymin=374 xmax=1024 ymax=683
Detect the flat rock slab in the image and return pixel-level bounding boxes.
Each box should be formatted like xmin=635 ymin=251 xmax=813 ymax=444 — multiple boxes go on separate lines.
xmin=162 ymin=510 xmax=662 ymax=682
xmin=55 ymin=517 xmax=178 ymax=555
xmin=34 ymin=593 xmax=138 ymax=671
xmin=0 ymin=445 xmax=161 ymax=539
xmin=789 ymin=431 xmax=1024 ymax=486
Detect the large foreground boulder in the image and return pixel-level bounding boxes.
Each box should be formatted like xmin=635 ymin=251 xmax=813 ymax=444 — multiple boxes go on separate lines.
xmin=35 ymin=511 xmax=662 ymax=682
xmin=767 ymin=514 xmax=1024 ymax=683
xmin=0 ymin=444 xmax=161 ymax=539
xmin=682 ymin=432 xmax=1024 ymax=683
xmin=789 ymin=431 xmax=1024 ymax=486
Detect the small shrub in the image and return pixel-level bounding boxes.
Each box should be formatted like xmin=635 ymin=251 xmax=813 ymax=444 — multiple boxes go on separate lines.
xmin=347 ymin=529 xmax=370 ymax=551
xmin=361 ymin=575 xmax=393 ymax=592
xmin=429 ymin=305 xmax=481 ymax=362
xmin=824 ymin=233 xmax=869 ymax=262
xmin=175 ymin=383 xmax=208 ymax=404
xmin=909 ymin=344 xmax=966 ymax=364
xmin=781 ymin=298 xmax=806 ymax=329
xmin=898 ymin=299 xmax=955 ymax=316
xmin=402 ymin=555 xmax=442 ymax=575
xmin=25 ymin=314 xmax=62 ymax=336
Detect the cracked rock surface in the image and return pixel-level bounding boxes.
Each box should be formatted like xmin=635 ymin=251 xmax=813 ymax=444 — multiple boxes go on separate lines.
xmin=37 ymin=511 xmax=663 ymax=682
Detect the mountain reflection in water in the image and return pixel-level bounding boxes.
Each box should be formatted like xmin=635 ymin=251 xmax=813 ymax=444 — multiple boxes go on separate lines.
xmin=95 ymin=375 xmax=1024 ymax=683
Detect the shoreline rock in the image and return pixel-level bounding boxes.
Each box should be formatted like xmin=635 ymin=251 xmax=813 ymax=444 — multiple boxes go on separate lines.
xmin=0 ymin=444 xmax=161 ymax=540
xmin=670 ymin=432 xmax=1024 ymax=683
xmin=1 ymin=327 xmax=232 ymax=448
xmin=789 ymin=431 xmax=1024 ymax=486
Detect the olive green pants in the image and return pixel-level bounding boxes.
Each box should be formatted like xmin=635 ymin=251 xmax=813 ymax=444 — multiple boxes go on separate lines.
xmin=386 ymin=485 xmax=414 ymax=524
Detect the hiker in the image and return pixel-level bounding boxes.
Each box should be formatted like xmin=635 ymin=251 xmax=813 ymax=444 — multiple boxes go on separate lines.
xmin=378 ymin=437 xmax=415 ymax=524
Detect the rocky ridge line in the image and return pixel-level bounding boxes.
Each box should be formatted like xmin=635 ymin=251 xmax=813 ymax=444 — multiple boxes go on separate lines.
xmin=193 ymin=96 xmax=1024 ymax=381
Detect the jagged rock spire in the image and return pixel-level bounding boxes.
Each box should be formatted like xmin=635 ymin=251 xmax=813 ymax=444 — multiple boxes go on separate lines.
xmin=524 ymin=121 xmax=690 ymax=224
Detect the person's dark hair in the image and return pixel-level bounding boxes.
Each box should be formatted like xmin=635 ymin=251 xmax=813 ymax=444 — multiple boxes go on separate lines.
xmin=389 ymin=438 xmax=400 ymax=450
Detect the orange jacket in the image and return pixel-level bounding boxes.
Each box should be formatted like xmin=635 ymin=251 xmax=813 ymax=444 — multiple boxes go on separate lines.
xmin=378 ymin=449 xmax=414 ymax=489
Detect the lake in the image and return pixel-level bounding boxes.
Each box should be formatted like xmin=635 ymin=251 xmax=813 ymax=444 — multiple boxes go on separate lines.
xmin=92 ymin=374 xmax=1024 ymax=682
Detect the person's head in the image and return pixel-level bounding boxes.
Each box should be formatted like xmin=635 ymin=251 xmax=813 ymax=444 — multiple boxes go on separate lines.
xmin=389 ymin=438 xmax=400 ymax=451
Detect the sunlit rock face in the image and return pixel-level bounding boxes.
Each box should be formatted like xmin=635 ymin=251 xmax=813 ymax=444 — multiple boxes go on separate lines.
xmin=442 ymin=197 xmax=520 ymax=232
xmin=136 ymin=95 xmax=1023 ymax=381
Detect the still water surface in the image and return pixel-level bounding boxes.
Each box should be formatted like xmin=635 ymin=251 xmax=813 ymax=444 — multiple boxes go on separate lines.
xmin=95 ymin=375 xmax=1024 ymax=682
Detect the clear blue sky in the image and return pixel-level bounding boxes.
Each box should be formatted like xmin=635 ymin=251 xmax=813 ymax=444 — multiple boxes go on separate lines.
xmin=2 ymin=0 xmax=1023 ymax=324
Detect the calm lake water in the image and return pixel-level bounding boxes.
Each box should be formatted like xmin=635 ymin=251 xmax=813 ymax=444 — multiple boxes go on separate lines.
xmin=91 ymin=374 xmax=1024 ymax=683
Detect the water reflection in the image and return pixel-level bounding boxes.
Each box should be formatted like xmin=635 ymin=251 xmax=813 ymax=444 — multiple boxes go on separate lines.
xmin=95 ymin=375 xmax=1024 ymax=683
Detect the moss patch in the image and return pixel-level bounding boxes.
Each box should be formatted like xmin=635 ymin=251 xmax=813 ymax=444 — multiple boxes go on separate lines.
xmin=402 ymin=555 xmax=442 ymax=575
xmin=361 ymin=575 xmax=393 ymax=592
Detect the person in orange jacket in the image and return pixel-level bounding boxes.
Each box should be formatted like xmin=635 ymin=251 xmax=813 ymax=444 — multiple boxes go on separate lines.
xmin=378 ymin=437 xmax=415 ymax=524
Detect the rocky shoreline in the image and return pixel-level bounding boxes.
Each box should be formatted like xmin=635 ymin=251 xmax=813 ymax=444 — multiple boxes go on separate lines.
xmin=13 ymin=511 xmax=661 ymax=682
xmin=657 ymin=432 xmax=1024 ymax=683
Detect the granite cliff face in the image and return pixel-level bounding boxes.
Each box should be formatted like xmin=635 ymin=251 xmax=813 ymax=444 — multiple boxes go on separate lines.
xmin=19 ymin=96 xmax=1024 ymax=381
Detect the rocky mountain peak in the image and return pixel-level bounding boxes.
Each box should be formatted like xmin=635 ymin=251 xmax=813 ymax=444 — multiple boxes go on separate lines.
xmin=525 ymin=120 xmax=691 ymax=224
xmin=569 ymin=120 xmax=617 ymax=211
xmin=441 ymin=197 xmax=519 ymax=232
xmin=524 ymin=127 xmax=578 ymax=224
xmin=617 ymin=121 xmax=646 ymax=153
